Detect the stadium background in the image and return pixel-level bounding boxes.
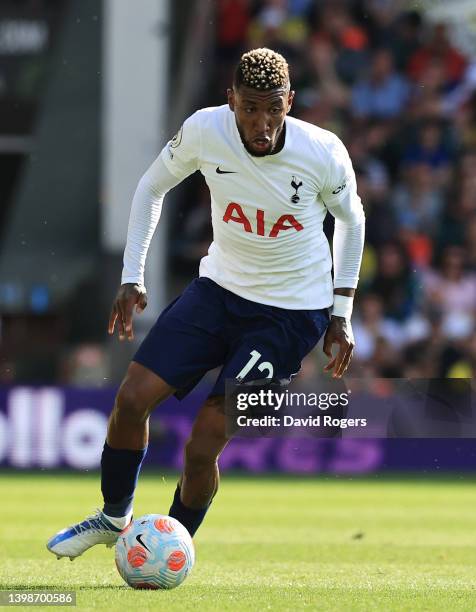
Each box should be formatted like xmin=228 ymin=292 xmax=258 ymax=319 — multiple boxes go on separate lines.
xmin=2 ymin=2 xmax=476 ymax=609
xmin=0 ymin=0 xmax=475 ymax=473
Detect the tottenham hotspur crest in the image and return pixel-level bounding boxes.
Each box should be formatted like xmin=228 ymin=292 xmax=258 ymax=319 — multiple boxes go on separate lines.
xmin=290 ymin=176 xmax=303 ymax=203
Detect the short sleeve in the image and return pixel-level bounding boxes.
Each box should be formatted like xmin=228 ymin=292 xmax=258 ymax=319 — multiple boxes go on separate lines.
xmin=160 ymin=111 xmax=201 ymax=180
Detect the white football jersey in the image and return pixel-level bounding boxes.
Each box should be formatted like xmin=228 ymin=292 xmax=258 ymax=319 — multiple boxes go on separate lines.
xmin=160 ymin=105 xmax=364 ymax=310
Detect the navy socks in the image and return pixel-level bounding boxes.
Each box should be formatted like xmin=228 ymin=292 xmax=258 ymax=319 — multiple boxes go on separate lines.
xmin=169 ymin=485 xmax=210 ymax=537
xmin=101 ymin=442 xmax=147 ymax=517
xmin=101 ymin=443 xmax=211 ymax=534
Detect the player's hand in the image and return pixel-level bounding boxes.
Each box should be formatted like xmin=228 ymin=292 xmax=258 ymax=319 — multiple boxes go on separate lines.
xmin=108 ymin=283 xmax=147 ymax=341
xmin=322 ymin=316 xmax=354 ymax=378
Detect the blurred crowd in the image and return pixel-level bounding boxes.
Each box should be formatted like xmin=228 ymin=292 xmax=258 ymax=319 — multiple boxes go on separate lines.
xmin=3 ymin=0 xmax=474 ymax=386
xmin=172 ymin=0 xmax=476 ymax=379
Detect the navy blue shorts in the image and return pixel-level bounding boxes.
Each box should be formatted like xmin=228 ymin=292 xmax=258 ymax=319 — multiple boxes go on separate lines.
xmin=133 ymin=278 xmax=330 ymax=398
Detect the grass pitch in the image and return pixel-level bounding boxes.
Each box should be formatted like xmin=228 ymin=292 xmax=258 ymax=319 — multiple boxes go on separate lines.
xmin=2 ymin=471 xmax=476 ymax=611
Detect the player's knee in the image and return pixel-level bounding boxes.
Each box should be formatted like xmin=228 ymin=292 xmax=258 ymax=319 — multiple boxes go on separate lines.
xmin=114 ymin=381 xmax=149 ymax=424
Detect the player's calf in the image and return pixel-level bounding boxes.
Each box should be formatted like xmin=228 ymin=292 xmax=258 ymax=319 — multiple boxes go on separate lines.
xmin=181 ymin=438 xmax=222 ymax=508
xmin=101 ymin=366 xmax=174 ymax=520
xmin=169 ymin=395 xmax=229 ymax=535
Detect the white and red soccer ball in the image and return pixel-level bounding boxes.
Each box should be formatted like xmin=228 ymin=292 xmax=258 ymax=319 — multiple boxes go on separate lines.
xmin=115 ymin=514 xmax=195 ymax=589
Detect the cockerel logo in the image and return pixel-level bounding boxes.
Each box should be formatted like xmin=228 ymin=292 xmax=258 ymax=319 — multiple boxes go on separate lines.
xmin=290 ymin=176 xmax=303 ymax=203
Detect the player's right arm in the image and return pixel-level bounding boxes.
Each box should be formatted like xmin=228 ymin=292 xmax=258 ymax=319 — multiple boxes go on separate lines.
xmin=108 ymin=283 xmax=148 ymax=341
xmin=109 ymin=112 xmax=202 ymax=340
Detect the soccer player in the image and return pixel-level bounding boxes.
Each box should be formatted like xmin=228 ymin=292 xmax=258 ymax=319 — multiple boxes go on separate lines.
xmin=47 ymin=48 xmax=364 ymax=559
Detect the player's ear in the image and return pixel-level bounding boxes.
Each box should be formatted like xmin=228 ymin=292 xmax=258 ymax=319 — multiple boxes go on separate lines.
xmin=227 ymin=87 xmax=235 ymax=111
xmin=286 ymin=90 xmax=295 ymax=114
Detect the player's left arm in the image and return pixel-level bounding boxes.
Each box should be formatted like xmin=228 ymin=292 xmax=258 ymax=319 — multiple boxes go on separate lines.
xmin=320 ymin=137 xmax=366 ymax=378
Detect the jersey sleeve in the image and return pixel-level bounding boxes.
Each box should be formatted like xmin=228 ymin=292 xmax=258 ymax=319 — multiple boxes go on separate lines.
xmin=320 ymin=136 xmax=364 ymax=225
xmin=160 ymin=111 xmax=202 ymax=179
xmin=321 ymin=136 xmax=365 ymax=290
xmin=121 ymin=156 xmax=183 ymax=287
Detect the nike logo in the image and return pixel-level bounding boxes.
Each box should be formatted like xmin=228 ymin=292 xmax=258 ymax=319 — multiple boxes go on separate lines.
xmin=135 ymin=533 xmax=151 ymax=552
xmin=216 ymin=166 xmax=237 ymax=174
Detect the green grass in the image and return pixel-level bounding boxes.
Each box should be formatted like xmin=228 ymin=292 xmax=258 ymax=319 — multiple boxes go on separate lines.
xmin=2 ymin=472 xmax=476 ymax=611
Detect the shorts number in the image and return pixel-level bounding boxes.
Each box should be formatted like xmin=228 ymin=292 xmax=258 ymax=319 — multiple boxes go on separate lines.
xmin=236 ymin=350 xmax=274 ymax=382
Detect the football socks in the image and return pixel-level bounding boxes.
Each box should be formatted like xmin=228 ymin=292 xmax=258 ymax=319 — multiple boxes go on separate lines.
xmin=101 ymin=442 xmax=147 ymax=518
xmin=169 ymin=485 xmax=210 ymax=536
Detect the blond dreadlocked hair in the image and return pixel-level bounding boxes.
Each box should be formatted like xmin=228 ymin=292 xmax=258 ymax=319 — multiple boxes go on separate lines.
xmin=234 ymin=48 xmax=290 ymax=91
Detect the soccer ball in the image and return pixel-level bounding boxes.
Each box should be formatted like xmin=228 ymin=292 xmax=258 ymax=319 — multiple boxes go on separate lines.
xmin=115 ymin=514 xmax=195 ymax=589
